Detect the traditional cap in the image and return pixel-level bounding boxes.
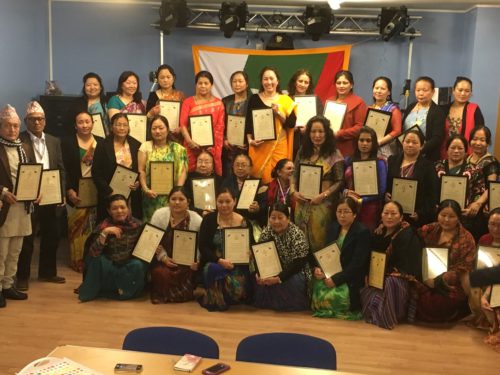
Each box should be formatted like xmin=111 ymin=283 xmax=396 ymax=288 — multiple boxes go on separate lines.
xmin=0 ymin=104 xmax=21 ymax=123
xmin=25 ymin=101 xmax=45 ymax=117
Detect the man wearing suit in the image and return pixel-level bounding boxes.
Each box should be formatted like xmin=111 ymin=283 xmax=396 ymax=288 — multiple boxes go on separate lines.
xmin=16 ymin=101 xmax=66 ymax=290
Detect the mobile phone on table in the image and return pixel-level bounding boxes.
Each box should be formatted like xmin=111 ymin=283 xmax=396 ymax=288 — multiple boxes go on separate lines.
xmin=201 ymin=362 xmax=230 ymax=375
xmin=114 ymin=363 xmax=143 ymax=372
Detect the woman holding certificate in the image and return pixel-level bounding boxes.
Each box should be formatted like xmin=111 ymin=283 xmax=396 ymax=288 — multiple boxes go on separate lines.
xmin=138 ymin=114 xmax=188 ymax=222
xmin=266 ymin=159 xmax=295 ymax=215
xmin=360 ymin=201 xmax=422 ymax=329
xmin=326 ymin=70 xmax=367 ymax=157
xmin=198 ymin=187 xmax=253 ymax=311
xmin=180 ymin=71 xmax=225 ymax=176
xmin=246 ymin=66 xmax=297 ymax=184
xmin=107 ymin=71 xmax=146 ymax=119
xmin=149 ymin=187 xmax=202 ymax=304
xmin=369 ymin=76 xmax=402 ymax=159
xmin=402 ymin=76 xmax=446 ymax=161
xmin=415 ymin=199 xmax=476 ymax=323
xmin=253 ymin=203 xmax=312 ymax=311
xmin=79 ymin=194 xmax=147 ymax=302
xmin=92 ymin=113 xmax=142 ymax=222
xmin=293 ymin=115 xmax=344 ymax=251
xmin=343 ymin=127 xmax=387 ymax=230
xmin=311 ymin=197 xmax=371 ymax=319
xmin=61 ymin=111 xmax=104 ymax=272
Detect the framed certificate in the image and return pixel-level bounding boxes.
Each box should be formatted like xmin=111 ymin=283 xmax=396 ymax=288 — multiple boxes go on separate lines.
xmin=172 ymin=229 xmax=198 ymax=266
xmin=476 ymin=246 xmax=500 ymax=269
xmin=392 ymin=178 xmax=418 ymax=214
xmin=109 ymin=165 xmax=138 ymax=200
xmin=298 ymin=164 xmax=323 ymax=199
xmin=489 ymin=285 xmax=500 ymax=308
xmin=91 ymin=113 xmax=106 ymax=138
xmin=191 ymin=177 xmax=216 ymax=211
xmin=440 ymin=175 xmax=468 ymax=208
xmin=159 ymin=100 xmax=181 ymax=130
xmin=368 ymin=251 xmax=387 ymax=290
xmin=252 ymin=240 xmax=282 ymax=279
xmin=294 ymin=95 xmax=318 ymax=127
xmin=223 ymin=227 xmax=251 ymax=265
xmin=252 ymin=108 xmax=276 ymax=141
xmin=323 ymin=100 xmax=347 ymax=133
xmin=313 ymin=242 xmax=342 ymax=279
xmin=39 ymin=169 xmax=63 ymax=206
xmin=76 ymin=177 xmax=98 ymax=208
xmin=489 ymin=181 xmax=500 ymax=210
xmin=422 ymin=247 xmax=449 ymax=281
xmin=127 ymin=114 xmax=147 ymax=143
xmin=398 ymin=124 xmax=424 ymax=145
xmin=150 ymin=161 xmax=174 ymax=196
xmin=132 ymin=223 xmax=165 ymax=263
xmin=353 ymin=159 xmax=379 ymax=196
xmin=364 ymin=108 xmax=391 ymax=141
xmin=189 ymin=115 xmax=214 ymax=147
xmin=226 ymin=115 xmax=246 ymax=147
xmin=14 ymin=163 xmax=43 ymax=202
xmin=236 ymin=178 xmax=260 ymax=210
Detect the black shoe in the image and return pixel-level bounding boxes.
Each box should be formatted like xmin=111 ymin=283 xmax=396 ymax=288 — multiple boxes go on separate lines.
xmin=0 ymin=293 xmax=5 ymax=308
xmin=16 ymin=278 xmax=29 ymax=291
xmin=38 ymin=275 xmax=66 ymax=284
xmin=2 ymin=287 xmax=28 ymax=300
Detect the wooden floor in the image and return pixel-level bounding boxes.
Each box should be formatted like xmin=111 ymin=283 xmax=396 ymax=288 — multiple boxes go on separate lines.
xmin=1 ymin=241 xmax=498 ymax=375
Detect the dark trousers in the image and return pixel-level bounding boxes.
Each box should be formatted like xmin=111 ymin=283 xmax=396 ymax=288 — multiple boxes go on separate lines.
xmin=17 ymin=205 xmax=60 ymax=279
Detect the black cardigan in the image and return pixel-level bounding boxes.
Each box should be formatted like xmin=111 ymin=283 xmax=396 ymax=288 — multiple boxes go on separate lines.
xmin=403 ymin=101 xmax=446 ymax=161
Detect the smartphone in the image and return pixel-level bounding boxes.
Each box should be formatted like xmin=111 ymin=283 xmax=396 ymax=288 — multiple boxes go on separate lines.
xmin=114 ymin=363 xmax=143 ymax=373
xmin=201 ymin=362 xmax=230 ymax=375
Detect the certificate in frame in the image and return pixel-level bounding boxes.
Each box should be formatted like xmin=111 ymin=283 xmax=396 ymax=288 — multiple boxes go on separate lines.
xmin=226 ymin=115 xmax=246 ymax=147
xmin=352 ymin=159 xmax=379 ymax=196
xmin=476 ymin=245 xmax=500 ymax=269
xmin=223 ymin=227 xmax=251 ymax=265
xmin=313 ymin=242 xmax=342 ymax=279
xmin=489 ymin=181 xmax=500 ymax=210
xmin=150 ymin=161 xmax=174 ymax=196
xmin=39 ymin=169 xmax=64 ymax=206
xmin=132 ymin=223 xmax=165 ymax=263
xmin=294 ymin=95 xmax=318 ymax=127
xmin=398 ymin=124 xmax=425 ymax=145
xmin=440 ymin=175 xmax=468 ymax=208
xmin=251 ymin=240 xmax=282 ymax=279
xmin=109 ymin=165 xmax=138 ymax=200
xmin=298 ymin=164 xmax=323 ymax=200
xmin=236 ymin=178 xmax=260 ymax=210
xmin=368 ymin=251 xmax=387 ymax=290
xmin=191 ymin=177 xmax=216 ymax=211
xmin=76 ymin=177 xmax=98 ymax=208
xmin=422 ymin=247 xmax=449 ymax=281
xmin=391 ymin=177 xmax=418 ymax=214
xmin=127 ymin=114 xmax=147 ymax=144
xmin=252 ymin=108 xmax=276 ymax=142
xmin=159 ymin=100 xmax=181 ymax=130
xmin=323 ymin=100 xmax=347 ymax=134
xmin=14 ymin=163 xmax=43 ymax=202
xmin=364 ymin=108 xmax=392 ymax=141
xmin=172 ymin=229 xmax=198 ymax=266
xmin=189 ymin=115 xmax=214 ymax=147
xmin=91 ymin=113 xmax=106 ymax=138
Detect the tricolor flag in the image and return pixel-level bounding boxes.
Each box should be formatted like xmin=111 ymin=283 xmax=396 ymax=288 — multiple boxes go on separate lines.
xmin=192 ymin=45 xmax=351 ymax=103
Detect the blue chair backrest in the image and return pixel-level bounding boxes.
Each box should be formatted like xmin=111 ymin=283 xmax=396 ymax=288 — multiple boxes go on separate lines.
xmin=122 ymin=327 xmax=219 ymax=359
xmin=236 ymin=332 xmax=336 ymax=370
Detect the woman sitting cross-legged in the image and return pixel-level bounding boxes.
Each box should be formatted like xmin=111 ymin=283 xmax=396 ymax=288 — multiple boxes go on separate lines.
xmin=253 ymin=203 xmax=313 ymax=311
xmin=311 ymin=197 xmax=371 ymax=320
xmin=149 ymin=186 xmax=202 ymax=304
xmin=78 ymin=194 xmax=147 ymax=302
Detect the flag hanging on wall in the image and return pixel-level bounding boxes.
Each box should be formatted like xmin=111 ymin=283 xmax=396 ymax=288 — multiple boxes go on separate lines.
xmin=192 ymin=45 xmax=351 ymax=103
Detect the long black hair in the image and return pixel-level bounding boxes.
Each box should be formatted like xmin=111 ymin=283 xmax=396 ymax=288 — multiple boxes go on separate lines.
xmin=299 ymin=115 xmax=336 ymax=160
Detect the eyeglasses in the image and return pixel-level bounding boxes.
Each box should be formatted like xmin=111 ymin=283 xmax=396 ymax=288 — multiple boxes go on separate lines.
xmin=234 ymin=163 xmax=249 ymax=168
xmin=336 ymin=209 xmax=353 ymax=216
xmin=27 ymin=117 xmax=45 ymax=122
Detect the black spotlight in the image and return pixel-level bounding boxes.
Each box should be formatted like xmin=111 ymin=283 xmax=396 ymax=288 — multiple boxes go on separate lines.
xmin=303 ymin=4 xmax=333 ymax=41
xmin=379 ymin=6 xmax=409 ymax=42
xmin=219 ymin=2 xmax=248 ymax=39
xmin=155 ymin=0 xmax=190 ymax=35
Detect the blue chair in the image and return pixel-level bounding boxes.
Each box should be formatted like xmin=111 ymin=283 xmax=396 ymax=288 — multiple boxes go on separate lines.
xmin=236 ymin=332 xmax=336 ymax=370
xmin=122 ymin=327 xmax=219 ymax=358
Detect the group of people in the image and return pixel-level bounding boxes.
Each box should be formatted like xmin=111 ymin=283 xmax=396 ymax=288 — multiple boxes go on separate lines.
xmin=0 ymin=64 xmax=499 ymax=351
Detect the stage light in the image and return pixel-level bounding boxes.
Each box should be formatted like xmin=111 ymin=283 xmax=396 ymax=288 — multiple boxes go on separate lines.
xmin=327 ymin=0 xmax=343 ymax=10
xmin=303 ymin=4 xmax=333 ymax=41
xmin=379 ymin=6 xmax=409 ymax=42
xmin=219 ymin=2 xmax=248 ymax=39
xmin=155 ymin=0 xmax=189 ymax=35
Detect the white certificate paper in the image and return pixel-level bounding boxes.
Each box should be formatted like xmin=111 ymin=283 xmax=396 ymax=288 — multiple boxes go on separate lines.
xmin=368 ymin=251 xmax=387 ymax=290
xmin=299 ymin=164 xmax=322 ymax=199
xmin=323 ymin=100 xmax=347 ymax=134
xmin=159 ymin=100 xmax=181 ymax=130
xmin=190 ymin=115 xmax=214 ymax=147
xmin=127 ymin=114 xmax=147 ymax=143
xmin=392 ymin=178 xmax=418 ymax=214
xmin=39 ymin=169 xmax=63 ymax=206
xmin=364 ymin=108 xmax=391 ymax=141
xmin=353 ymin=160 xmax=379 ymax=196
xmin=132 ymin=223 xmax=165 ymax=263
xmin=490 ymin=285 xmax=500 ymax=308
xmin=422 ymin=247 xmax=448 ymax=281
xmin=109 ymin=165 xmax=138 ymax=199
xmin=226 ymin=115 xmax=246 ymax=147
xmin=192 ymin=178 xmax=216 ymax=211
xmin=14 ymin=163 xmax=43 ymax=202
xmin=77 ymin=177 xmax=98 ymax=208
xmin=252 ymin=108 xmax=276 ymax=141
xmin=313 ymin=242 xmax=342 ymax=279
xmin=223 ymin=227 xmax=251 ymax=265
xmin=252 ymin=240 xmax=282 ymax=279
xmin=91 ymin=113 xmax=106 ymax=138
xmin=236 ymin=179 xmax=260 ymax=210
xmin=295 ymin=95 xmax=317 ymax=127
xmin=150 ymin=161 xmax=174 ymax=195
xmin=489 ymin=182 xmax=500 ymax=210
xmin=440 ymin=175 xmax=467 ymax=208
xmin=172 ymin=229 xmax=198 ymax=266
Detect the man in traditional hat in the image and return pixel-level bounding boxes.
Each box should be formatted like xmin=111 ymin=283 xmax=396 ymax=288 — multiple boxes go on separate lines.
xmin=0 ymin=105 xmax=32 ymax=307
xmin=16 ymin=101 xmax=66 ymax=290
